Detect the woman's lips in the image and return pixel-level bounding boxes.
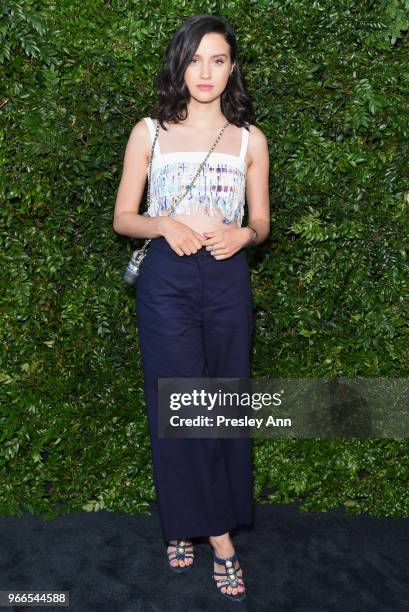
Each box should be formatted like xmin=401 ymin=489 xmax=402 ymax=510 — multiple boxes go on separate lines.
xmin=197 ymin=85 xmax=213 ymax=90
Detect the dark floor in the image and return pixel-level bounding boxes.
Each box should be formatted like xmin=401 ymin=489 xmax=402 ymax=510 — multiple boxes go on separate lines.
xmin=0 ymin=501 xmax=408 ymax=611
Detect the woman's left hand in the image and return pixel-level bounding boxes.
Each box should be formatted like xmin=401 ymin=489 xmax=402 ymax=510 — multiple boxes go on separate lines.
xmin=202 ymin=228 xmax=249 ymax=260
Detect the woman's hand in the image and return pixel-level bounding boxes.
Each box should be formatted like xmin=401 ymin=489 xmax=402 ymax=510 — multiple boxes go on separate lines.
xmin=202 ymin=228 xmax=252 ymax=260
xmin=161 ymin=218 xmax=207 ymax=256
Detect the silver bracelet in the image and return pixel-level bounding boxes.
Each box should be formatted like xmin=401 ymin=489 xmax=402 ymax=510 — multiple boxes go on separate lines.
xmin=245 ymin=225 xmax=258 ymax=246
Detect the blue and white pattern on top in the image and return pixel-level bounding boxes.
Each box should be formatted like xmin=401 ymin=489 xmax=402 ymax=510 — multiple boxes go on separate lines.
xmin=142 ymin=117 xmax=249 ymax=227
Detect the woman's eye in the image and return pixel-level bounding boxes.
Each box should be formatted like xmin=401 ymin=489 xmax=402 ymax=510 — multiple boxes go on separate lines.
xmin=190 ymin=58 xmax=225 ymax=64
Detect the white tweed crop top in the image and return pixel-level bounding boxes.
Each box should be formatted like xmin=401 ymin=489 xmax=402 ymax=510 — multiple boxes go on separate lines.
xmin=142 ymin=117 xmax=249 ymax=227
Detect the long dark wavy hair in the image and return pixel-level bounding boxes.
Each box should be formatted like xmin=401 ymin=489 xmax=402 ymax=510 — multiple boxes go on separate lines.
xmin=151 ymin=13 xmax=253 ymax=131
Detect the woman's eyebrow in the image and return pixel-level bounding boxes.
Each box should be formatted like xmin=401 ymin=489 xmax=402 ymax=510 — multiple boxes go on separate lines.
xmin=192 ymin=53 xmax=228 ymax=58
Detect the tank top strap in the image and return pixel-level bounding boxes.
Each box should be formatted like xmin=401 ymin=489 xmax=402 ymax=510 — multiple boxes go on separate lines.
xmin=143 ymin=117 xmax=161 ymax=155
xmin=239 ymin=126 xmax=249 ymax=162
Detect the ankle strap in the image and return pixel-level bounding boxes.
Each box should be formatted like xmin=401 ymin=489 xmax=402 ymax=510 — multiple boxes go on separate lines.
xmin=213 ymin=551 xmax=238 ymax=565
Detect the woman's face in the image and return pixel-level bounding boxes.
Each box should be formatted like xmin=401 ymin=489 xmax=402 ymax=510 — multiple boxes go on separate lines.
xmin=183 ymin=32 xmax=234 ymax=102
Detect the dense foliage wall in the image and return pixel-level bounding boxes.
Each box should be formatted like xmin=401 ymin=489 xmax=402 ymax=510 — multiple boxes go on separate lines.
xmin=1 ymin=0 xmax=409 ymax=520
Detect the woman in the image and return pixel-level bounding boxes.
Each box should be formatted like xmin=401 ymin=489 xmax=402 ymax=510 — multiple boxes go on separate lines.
xmin=113 ymin=13 xmax=270 ymax=602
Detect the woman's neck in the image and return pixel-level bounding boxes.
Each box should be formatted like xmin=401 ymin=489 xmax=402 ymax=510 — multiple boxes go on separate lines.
xmin=179 ymin=102 xmax=227 ymax=130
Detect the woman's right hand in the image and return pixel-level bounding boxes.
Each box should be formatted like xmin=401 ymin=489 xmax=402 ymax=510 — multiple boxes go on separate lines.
xmin=160 ymin=218 xmax=207 ymax=256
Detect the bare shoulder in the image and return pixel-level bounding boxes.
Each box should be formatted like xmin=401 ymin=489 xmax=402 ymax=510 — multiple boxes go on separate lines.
xmin=247 ymin=124 xmax=269 ymax=167
xmin=129 ymin=118 xmax=150 ymax=140
xmin=248 ymin=124 xmax=268 ymax=149
xmin=127 ymin=118 xmax=151 ymax=161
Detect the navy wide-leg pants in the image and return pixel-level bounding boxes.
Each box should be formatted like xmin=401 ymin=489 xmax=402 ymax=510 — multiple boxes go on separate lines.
xmin=135 ymin=236 xmax=254 ymax=542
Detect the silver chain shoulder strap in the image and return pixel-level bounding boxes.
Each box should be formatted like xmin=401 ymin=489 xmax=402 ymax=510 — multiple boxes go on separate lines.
xmin=123 ymin=118 xmax=230 ymax=286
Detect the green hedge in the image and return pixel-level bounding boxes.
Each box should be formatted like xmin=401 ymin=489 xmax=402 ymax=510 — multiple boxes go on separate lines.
xmin=1 ymin=0 xmax=409 ymax=520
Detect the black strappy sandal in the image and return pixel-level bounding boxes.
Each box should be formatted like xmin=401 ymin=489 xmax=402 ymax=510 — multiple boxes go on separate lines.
xmin=212 ymin=550 xmax=246 ymax=601
xmin=166 ymin=539 xmax=194 ymax=573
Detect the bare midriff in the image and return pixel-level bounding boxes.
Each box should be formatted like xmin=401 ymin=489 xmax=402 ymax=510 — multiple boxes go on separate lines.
xmin=166 ymin=213 xmax=240 ymax=235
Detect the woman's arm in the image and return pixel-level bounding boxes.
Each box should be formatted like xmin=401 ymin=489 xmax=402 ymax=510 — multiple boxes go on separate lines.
xmin=242 ymin=124 xmax=271 ymax=246
xmin=112 ymin=120 xmax=167 ymax=238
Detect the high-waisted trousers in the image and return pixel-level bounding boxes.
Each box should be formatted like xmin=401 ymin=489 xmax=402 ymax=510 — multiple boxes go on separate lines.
xmin=135 ymin=235 xmax=254 ymax=542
